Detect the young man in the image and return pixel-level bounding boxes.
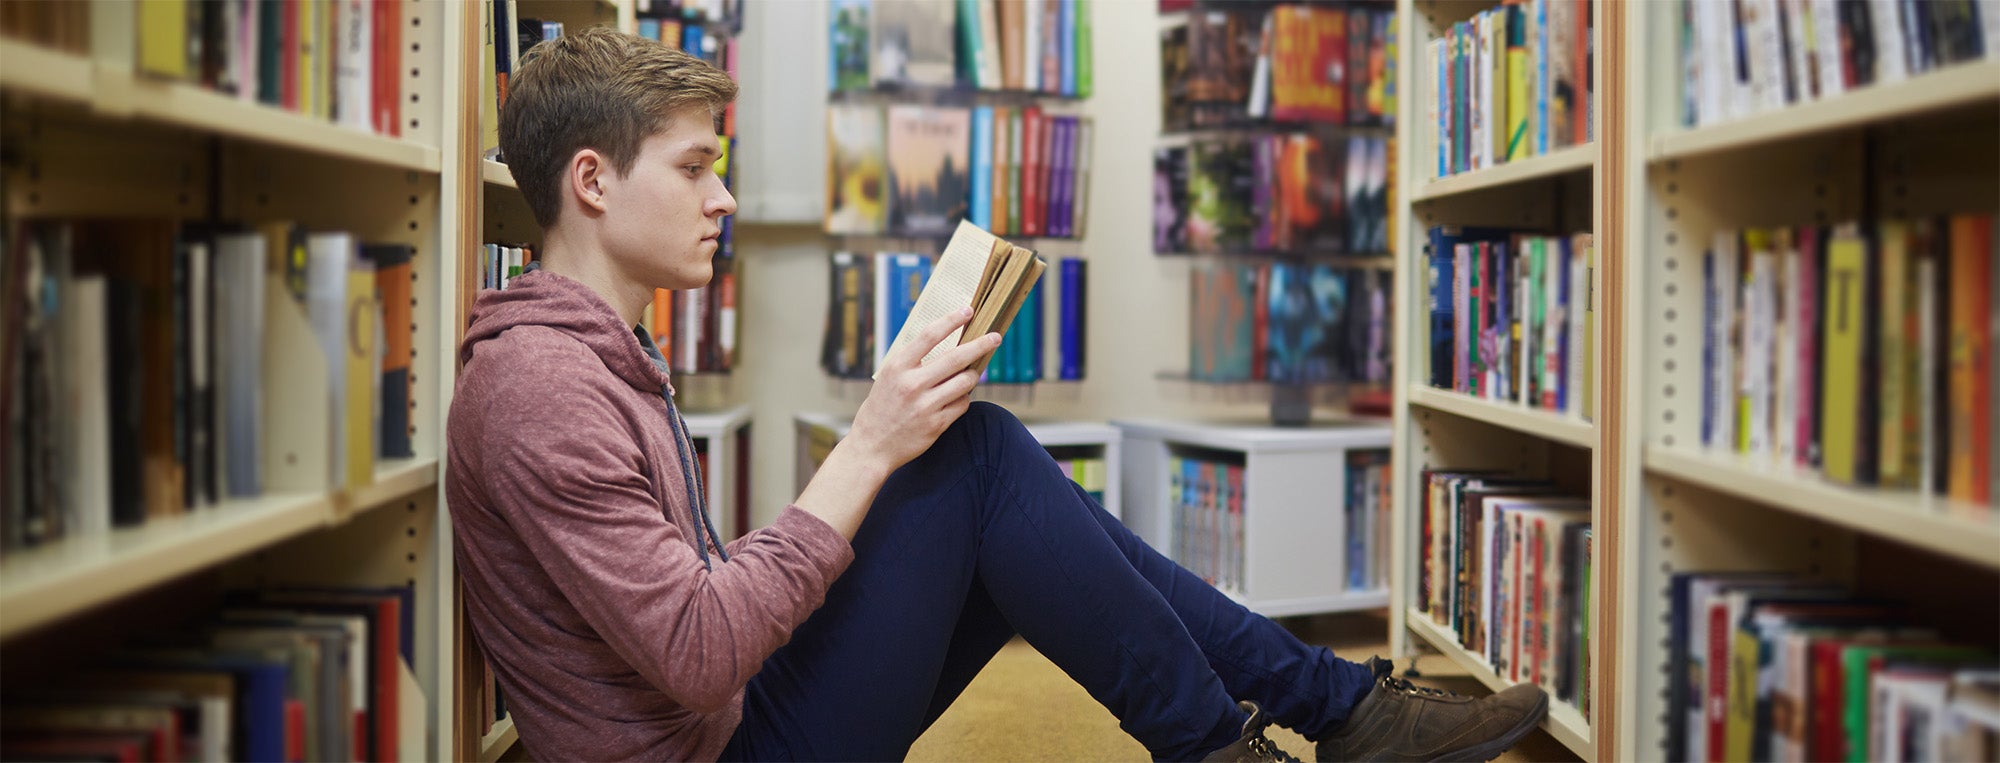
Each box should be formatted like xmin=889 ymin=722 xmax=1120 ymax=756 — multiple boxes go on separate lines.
xmin=449 ymin=27 xmax=1549 ymax=762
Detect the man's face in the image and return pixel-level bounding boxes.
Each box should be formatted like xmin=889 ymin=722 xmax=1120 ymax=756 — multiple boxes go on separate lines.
xmin=603 ymin=106 xmax=737 ymax=291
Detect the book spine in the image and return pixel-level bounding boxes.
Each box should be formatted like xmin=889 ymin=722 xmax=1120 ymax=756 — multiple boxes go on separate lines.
xmin=970 ymin=106 xmax=993 ymax=230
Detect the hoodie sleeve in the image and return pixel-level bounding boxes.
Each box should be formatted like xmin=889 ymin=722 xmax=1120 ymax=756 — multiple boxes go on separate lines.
xmin=478 ymin=377 xmax=854 ymax=712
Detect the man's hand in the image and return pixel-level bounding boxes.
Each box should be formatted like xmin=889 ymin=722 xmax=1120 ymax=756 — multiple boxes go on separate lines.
xmin=848 ymin=306 xmax=999 ymax=474
xmin=792 ymin=306 xmax=999 ymax=539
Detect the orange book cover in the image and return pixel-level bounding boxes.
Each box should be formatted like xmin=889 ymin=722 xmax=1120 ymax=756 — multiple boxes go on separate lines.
xmin=653 ymin=288 xmax=675 ymax=361
xmin=1269 ymin=5 xmax=1346 ymax=123
xmin=1948 ymin=215 xmax=1992 ymax=503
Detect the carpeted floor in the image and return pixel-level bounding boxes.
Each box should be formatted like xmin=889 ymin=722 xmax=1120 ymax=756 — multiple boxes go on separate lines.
xmin=908 ymin=610 xmax=1579 ymax=762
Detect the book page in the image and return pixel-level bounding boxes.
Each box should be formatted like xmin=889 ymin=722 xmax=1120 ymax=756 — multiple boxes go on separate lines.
xmin=877 ymin=220 xmax=998 ymax=378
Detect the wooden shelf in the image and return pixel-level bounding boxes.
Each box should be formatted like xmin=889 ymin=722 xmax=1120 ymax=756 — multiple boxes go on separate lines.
xmin=1232 ymin=588 xmax=1389 ymax=618
xmin=1644 ymin=447 xmax=2000 ymax=570
xmin=478 ymin=716 xmax=518 ymax=763
xmin=482 ymin=159 xmax=518 ymax=189
xmin=1650 ymin=60 xmax=2000 ymax=160
xmin=1408 ymin=387 xmax=1595 ymax=449
xmin=0 ymin=458 xmax=439 ymax=639
xmin=1405 ymin=608 xmax=1595 ymax=760
xmin=1411 ymin=143 xmax=1595 ymax=201
xmin=0 ymin=39 xmax=441 ymax=173
xmin=0 ymin=39 xmax=93 ymax=104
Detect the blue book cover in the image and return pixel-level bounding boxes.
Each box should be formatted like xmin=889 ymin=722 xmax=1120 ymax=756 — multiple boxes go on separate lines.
xmin=970 ymin=106 xmax=994 ymax=229
xmin=1059 ymin=258 xmax=1085 ymax=380
xmin=683 ymin=23 xmax=705 ymax=59
xmin=1028 ymin=280 xmax=1045 ymax=382
xmin=1429 ymin=237 xmax=1455 ymax=388
xmin=639 ymin=17 xmax=660 ymax=42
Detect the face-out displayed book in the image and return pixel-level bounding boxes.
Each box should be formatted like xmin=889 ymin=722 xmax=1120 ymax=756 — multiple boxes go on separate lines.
xmin=827 ymin=104 xmax=889 ymax=235
xmin=871 ymin=0 xmax=955 ymax=88
xmin=886 ymin=104 xmax=972 ymax=237
xmin=877 ymin=220 xmax=1045 ymax=379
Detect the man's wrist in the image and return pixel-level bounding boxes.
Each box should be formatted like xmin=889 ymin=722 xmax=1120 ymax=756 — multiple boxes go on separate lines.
xmin=825 ymin=437 xmax=894 ymax=485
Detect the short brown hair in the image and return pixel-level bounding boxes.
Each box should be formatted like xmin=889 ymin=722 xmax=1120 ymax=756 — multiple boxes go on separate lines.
xmin=500 ymin=27 xmax=738 ymax=229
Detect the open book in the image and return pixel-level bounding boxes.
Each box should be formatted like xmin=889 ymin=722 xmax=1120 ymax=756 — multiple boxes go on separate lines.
xmin=875 ymin=220 xmax=1046 ymax=379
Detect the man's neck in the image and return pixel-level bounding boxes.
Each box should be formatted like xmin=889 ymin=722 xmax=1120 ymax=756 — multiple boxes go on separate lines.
xmin=539 ymin=226 xmax=649 ymax=327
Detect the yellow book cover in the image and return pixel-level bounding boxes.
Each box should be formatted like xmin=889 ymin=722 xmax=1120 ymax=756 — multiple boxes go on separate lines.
xmin=136 ymin=0 xmax=188 ymax=79
xmin=1820 ymin=224 xmax=1867 ymax=484
xmin=1726 ymin=627 xmax=1763 ymax=763
xmin=1506 ymin=46 xmax=1530 ymax=162
xmin=345 ymin=265 xmax=378 ymax=489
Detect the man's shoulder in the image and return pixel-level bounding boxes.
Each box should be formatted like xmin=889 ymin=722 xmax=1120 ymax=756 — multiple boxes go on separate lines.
xmin=455 ymin=326 xmax=623 ymax=415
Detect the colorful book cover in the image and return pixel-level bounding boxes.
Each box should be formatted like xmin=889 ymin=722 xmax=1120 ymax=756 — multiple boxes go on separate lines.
xmin=1153 ymin=146 xmax=1189 ymax=252
xmin=829 ymin=0 xmax=871 ymax=91
xmin=885 ymin=104 xmax=971 ymax=237
xmin=1269 ymin=5 xmax=1345 ymax=122
xmin=826 ymin=104 xmax=888 ymax=235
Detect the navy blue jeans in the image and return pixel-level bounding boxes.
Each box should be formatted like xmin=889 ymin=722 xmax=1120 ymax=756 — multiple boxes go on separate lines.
xmin=721 ymin=403 xmax=1375 ymax=761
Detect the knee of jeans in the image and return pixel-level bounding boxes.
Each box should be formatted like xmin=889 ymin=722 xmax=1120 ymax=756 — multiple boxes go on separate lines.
xmin=954 ymin=401 xmax=1030 ymax=463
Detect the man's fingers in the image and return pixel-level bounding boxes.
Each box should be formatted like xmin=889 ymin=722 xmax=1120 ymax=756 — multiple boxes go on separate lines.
xmin=918 ymin=332 xmax=1000 ymax=386
xmin=888 ymin=306 xmax=974 ymax=371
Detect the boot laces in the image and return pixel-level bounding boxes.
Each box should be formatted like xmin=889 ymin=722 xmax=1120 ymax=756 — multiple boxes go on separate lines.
xmin=1246 ymin=731 xmax=1301 ymax=762
xmin=1383 ymin=675 xmax=1459 ymax=699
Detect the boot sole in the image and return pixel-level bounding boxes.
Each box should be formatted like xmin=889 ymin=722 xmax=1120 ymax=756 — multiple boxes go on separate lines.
xmin=1426 ymin=691 xmax=1551 ymax=763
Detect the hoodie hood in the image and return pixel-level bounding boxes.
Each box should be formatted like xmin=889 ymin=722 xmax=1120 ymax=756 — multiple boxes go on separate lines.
xmin=459 ymin=269 xmax=672 ymax=395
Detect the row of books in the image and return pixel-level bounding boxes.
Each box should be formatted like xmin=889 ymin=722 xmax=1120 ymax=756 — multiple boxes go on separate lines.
xmin=829 ymin=0 xmax=1092 ymax=96
xmin=1425 ymin=227 xmax=1596 ymax=420
xmin=1427 ymin=0 xmax=1592 ymax=178
xmin=3 ymin=221 xmax=415 ymax=553
xmin=1045 ymin=445 xmax=1110 ymax=507
xmin=822 ymin=252 xmax=1086 ymax=383
xmin=1417 ymin=470 xmax=1592 ymax=714
xmin=1160 ymin=5 xmax=1396 ymax=131
xmin=1344 ymin=448 xmax=1392 ymax=592
xmin=0 ymin=0 xmax=408 ymax=136
xmin=827 ymin=104 xmax=1092 ymax=240
xmin=1679 ymin=0 xmax=2000 ymax=129
xmin=0 ymin=586 xmax=417 ymax=763
xmin=648 ymin=261 xmax=740 ymax=376
xmin=478 ymin=242 xmax=534 ymax=292
xmin=1188 ymin=262 xmax=1392 ymax=387
xmin=1169 ymin=452 xmax=1247 ymax=594
xmin=1152 ymin=134 xmax=1392 ymax=256
xmin=1696 ymin=217 xmax=1995 ymax=506
xmin=1667 ymin=571 xmax=1998 ymax=762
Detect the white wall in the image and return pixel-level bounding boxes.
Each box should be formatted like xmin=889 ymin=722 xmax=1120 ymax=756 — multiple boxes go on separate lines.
xmin=723 ymin=0 xmax=1356 ymax=527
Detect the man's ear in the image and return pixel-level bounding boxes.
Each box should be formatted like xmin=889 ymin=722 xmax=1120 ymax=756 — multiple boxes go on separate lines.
xmin=570 ymin=148 xmax=610 ymax=214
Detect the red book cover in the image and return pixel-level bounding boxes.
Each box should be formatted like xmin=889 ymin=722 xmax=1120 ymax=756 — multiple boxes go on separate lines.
xmin=1252 ymin=263 xmax=1269 ymax=380
xmin=1573 ymin=0 xmax=1588 ymax=143
xmin=1508 ymin=510 xmax=1524 ymax=680
xmin=1269 ymin=6 xmax=1346 ymax=123
xmin=1706 ymin=600 xmax=1731 ymax=762
xmin=288 ymin=699 xmax=308 ymax=762
xmin=372 ymin=0 xmax=401 ymax=136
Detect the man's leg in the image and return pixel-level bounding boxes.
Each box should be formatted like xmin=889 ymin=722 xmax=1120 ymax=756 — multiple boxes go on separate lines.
xmin=724 ymin=403 xmax=1247 ymax=761
xmin=1070 ymin=479 xmax=1378 ymax=740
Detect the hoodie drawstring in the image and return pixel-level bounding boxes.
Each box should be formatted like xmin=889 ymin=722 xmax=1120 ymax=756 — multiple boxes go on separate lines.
xmin=635 ymin=325 xmax=729 ymax=570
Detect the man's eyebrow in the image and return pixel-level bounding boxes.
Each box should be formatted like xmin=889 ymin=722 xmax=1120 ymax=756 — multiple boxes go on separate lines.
xmin=680 ymin=144 xmax=719 ymax=159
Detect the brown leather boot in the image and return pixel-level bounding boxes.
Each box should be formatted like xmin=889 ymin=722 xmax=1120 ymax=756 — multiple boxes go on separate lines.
xmin=1313 ymin=658 xmax=1549 ymax=762
xmin=1200 ymin=700 xmax=1302 ymax=762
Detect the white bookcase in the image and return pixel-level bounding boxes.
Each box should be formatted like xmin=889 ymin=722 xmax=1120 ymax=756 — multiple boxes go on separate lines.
xmin=1112 ymin=418 xmax=1393 ymax=618
xmin=793 ymin=412 xmax=1122 ymax=520
xmin=681 ymin=404 xmax=754 ymax=541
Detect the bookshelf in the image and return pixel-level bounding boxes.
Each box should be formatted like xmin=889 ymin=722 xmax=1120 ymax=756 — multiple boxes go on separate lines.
xmin=1396 ymin=0 xmax=2000 ymax=758
xmin=1616 ymin=1 xmax=2000 ymax=759
xmin=1389 ymin=0 xmax=1604 ymax=757
xmin=820 ymin=0 xmax=1096 ymax=388
xmin=681 ymin=404 xmax=755 ymax=540
xmin=478 ymin=717 xmax=519 ymax=763
xmin=1114 ymin=418 xmax=1394 ymax=617
xmin=793 ymin=412 xmax=1121 ymax=520
xmin=0 ymin=0 xmax=460 ymax=759
xmin=1408 ymin=386 xmax=1595 ymax=449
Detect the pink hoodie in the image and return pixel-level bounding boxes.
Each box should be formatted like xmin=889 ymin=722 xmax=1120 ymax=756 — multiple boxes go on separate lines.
xmin=447 ymin=270 xmax=853 ymax=761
